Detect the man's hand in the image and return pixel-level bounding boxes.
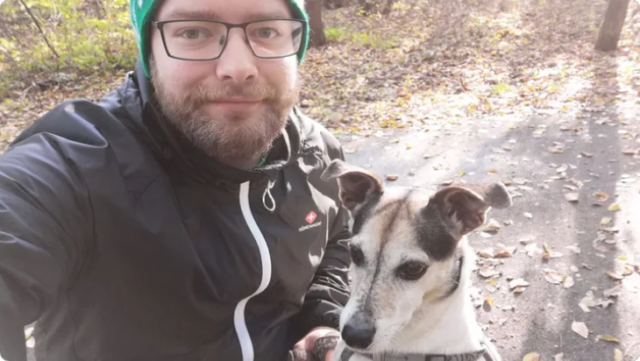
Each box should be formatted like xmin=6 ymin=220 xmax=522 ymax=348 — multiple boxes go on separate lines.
xmin=289 ymin=326 xmax=340 ymax=361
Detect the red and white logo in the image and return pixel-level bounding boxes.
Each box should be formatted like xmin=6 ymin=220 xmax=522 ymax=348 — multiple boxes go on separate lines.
xmin=305 ymin=211 xmax=318 ymax=224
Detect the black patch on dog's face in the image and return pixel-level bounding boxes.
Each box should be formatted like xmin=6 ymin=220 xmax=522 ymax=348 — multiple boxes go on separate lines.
xmin=412 ymin=204 xmax=458 ymax=261
xmin=351 ymin=192 xmax=382 ymax=235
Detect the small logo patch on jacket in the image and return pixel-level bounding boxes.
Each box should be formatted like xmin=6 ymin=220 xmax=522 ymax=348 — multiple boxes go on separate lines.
xmin=299 ymin=211 xmax=322 ymax=232
xmin=305 ymin=211 xmax=317 ymax=224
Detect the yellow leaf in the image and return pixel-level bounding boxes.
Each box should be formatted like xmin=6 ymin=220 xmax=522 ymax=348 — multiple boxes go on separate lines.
xmin=386 ymin=174 xmax=399 ymax=181
xmin=523 ymin=352 xmax=540 ymax=361
xmin=608 ymin=203 xmax=621 ymax=212
xmin=618 ymin=255 xmax=627 ymax=261
xmin=614 ymin=348 xmax=623 ymax=361
xmin=600 ymin=217 xmax=612 ymax=225
xmin=489 ymin=169 xmax=498 ymax=173
xmin=406 ymin=144 xmax=413 ymax=150
xmin=484 ymin=298 xmax=494 ymax=307
xmin=595 ymin=192 xmax=609 ymax=201
xmin=457 ymin=170 xmax=466 ymax=177
xmin=597 ymin=334 xmax=620 ymax=343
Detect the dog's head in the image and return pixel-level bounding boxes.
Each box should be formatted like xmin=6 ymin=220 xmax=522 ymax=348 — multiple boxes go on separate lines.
xmin=321 ymin=159 xmax=512 ymax=353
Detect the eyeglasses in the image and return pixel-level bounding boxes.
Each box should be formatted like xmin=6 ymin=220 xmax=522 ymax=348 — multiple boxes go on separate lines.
xmin=151 ymin=19 xmax=306 ymax=61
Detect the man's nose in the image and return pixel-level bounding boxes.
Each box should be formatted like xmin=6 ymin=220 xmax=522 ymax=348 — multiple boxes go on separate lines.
xmin=215 ymin=29 xmax=258 ymax=83
xmin=341 ymin=311 xmax=376 ymax=350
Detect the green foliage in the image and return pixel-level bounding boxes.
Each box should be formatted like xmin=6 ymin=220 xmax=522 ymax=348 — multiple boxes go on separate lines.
xmin=324 ymin=27 xmax=397 ymax=49
xmin=351 ymin=31 xmax=397 ymax=49
xmin=0 ymin=0 xmax=137 ymax=97
xmin=324 ymin=27 xmax=348 ymax=42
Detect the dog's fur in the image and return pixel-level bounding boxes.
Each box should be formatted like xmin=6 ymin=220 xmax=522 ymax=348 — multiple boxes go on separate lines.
xmin=321 ymin=159 xmax=512 ymax=361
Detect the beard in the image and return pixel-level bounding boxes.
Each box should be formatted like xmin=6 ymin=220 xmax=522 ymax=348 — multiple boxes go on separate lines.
xmin=149 ymin=58 xmax=300 ymax=168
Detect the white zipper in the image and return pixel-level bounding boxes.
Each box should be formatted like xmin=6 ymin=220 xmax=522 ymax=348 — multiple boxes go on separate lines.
xmin=234 ymin=181 xmax=272 ymax=361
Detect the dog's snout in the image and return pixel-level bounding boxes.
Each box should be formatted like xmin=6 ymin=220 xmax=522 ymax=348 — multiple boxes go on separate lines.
xmin=341 ymin=312 xmax=376 ymax=350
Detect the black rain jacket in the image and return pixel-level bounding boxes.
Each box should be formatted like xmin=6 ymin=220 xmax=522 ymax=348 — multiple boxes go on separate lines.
xmin=0 ymin=61 xmax=352 ymax=361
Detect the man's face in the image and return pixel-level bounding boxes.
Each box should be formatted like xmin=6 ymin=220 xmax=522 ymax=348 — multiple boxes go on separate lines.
xmin=150 ymin=0 xmax=301 ymax=168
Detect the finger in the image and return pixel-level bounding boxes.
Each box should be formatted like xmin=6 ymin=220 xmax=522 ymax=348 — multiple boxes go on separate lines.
xmin=312 ymin=335 xmax=339 ymax=361
xmin=288 ymin=348 xmax=311 ymax=361
xmin=324 ymin=349 xmax=335 ymax=361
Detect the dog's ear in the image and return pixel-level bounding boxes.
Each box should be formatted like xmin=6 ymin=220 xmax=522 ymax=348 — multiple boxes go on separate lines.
xmin=428 ymin=182 xmax=512 ymax=237
xmin=321 ymin=159 xmax=383 ymax=211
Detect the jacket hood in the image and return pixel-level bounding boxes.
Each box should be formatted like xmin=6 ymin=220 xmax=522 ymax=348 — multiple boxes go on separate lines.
xmin=126 ymin=60 xmax=303 ymax=185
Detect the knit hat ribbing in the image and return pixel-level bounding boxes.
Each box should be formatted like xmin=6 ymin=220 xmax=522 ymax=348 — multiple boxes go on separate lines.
xmin=129 ymin=0 xmax=309 ymax=78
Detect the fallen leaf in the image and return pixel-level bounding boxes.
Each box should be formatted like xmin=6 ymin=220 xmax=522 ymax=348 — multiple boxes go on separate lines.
xmin=597 ymin=334 xmax=620 ymax=343
xmin=554 ymin=353 xmax=564 ymax=361
xmin=457 ymin=170 xmax=467 ymax=177
xmin=542 ymin=268 xmax=564 ymax=284
xmin=509 ymin=278 xmax=530 ymax=289
xmin=478 ymin=248 xmax=495 ymax=258
xmin=495 ymin=246 xmax=517 ymax=258
xmin=556 ymin=164 xmax=568 ymax=173
xmin=600 ymin=217 xmax=612 ymax=225
xmin=543 ymin=243 xmax=563 ymax=259
xmin=479 ymin=267 xmax=500 ymax=278
xmin=605 ymin=270 xmax=624 ymax=281
xmin=523 ymin=212 xmax=533 ymax=219
xmin=595 ymin=192 xmax=609 ymax=201
xmin=622 ymin=149 xmax=638 ymax=156
xmin=608 ymin=203 xmax=621 ymax=212
xmin=386 ymin=174 xmax=399 ymax=181
xmin=564 ymin=192 xmax=579 ymax=202
xmin=571 ymin=321 xmax=589 ymax=339
xmin=523 ymin=352 xmax=540 ymax=361
xmin=482 ymin=298 xmax=494 ymax=312
xmin=581 ymin=152 xmax=593 ymax=158
xmin=614 ymin=348 xmax=623 ymax=361
xmin=483 ymin=219 xmax=501 ymax=233
xmin=563 ymin=275 xmax=575 ymax=288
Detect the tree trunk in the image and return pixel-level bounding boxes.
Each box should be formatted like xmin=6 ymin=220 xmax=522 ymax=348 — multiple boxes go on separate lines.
xmin=307 ymin=0 xmax=326 ymax=47
xmin=595 ymin=0 xmax=631 ymax=51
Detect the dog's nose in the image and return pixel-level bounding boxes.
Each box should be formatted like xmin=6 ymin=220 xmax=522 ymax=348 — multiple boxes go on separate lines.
xmin=341 ymin=319 xmax=376 ymax=350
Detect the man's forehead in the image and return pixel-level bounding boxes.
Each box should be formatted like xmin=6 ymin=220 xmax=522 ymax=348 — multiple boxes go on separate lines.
xmin=156 ymin=0 xmax=293 ymax=22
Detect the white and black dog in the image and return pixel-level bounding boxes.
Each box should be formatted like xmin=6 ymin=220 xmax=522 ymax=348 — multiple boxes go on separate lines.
xmin=321 ymin=159 xmax=511 ymax=361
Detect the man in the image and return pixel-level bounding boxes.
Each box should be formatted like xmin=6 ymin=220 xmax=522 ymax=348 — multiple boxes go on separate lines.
xmin=0 ymin=0 xmax=351 ymax=360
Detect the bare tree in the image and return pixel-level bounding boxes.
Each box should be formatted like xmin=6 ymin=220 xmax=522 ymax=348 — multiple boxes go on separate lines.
xmin=307 ymin=0 xmax=327 ymax=47
xmin=595 ymin=0 xmax=631 ymax=51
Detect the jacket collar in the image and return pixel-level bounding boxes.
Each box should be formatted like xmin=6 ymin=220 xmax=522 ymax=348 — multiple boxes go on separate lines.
xmin=129 ymin=60 xmax=302 ymax=185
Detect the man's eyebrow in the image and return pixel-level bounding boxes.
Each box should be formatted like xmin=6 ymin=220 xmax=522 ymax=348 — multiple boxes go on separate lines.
xmin=243 ymin=11 xmax=292 ymax=22
xmin=160 ymin=9 xmax=222 ymax=21
xmin=158 ymin=9 xmax=291 ymax=22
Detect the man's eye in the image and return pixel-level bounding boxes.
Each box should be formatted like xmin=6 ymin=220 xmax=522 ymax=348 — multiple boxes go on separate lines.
xmin=349 ymin=246 xmax=365 ymax=266
xmin=255 ymin=27 xmax=279 ymax=39
xmin=396 ymin=261 xmax=428 ymax=281
xmin=178 ymin=29 xmax=209 ymax=39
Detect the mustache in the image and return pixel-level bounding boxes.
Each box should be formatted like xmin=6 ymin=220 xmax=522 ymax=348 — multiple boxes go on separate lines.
xmin=188 ymin=83 xmax=281 ymax=104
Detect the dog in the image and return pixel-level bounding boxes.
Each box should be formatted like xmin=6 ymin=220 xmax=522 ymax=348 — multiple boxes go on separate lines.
xmin=320 ymin=159 xmax=512 ymax=361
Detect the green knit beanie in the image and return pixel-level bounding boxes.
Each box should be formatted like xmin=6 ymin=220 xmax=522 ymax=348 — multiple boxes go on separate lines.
xmin=129 ymin=0 xmax=309 ymax=78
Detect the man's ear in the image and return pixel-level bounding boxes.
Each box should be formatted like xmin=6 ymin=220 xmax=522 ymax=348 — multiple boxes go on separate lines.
xmin=427 ymin=182 xmax=512 ymax=238
xmin=321 ymin=159 xmax=383 ymax=211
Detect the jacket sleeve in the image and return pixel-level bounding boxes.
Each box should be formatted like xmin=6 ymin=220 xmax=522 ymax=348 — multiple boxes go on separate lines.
xmin=0 ymin=135 xmax=89 ymax=361
xmin=292 ymin=143 xmax=352 ymax=338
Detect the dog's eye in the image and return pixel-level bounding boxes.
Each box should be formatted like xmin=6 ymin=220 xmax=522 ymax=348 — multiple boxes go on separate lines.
xmin=397 ymin=261 xmax=428 ymax=281
xmin=349 ymin=245 xmax=365 ymax=266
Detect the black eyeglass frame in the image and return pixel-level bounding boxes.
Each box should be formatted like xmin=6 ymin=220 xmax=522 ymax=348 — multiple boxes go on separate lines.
xmin=151 ymin=18 xmax=308 ymax=61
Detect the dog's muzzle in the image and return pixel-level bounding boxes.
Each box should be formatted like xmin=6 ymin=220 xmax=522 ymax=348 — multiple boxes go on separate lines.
xmin=341 ymin=311 xmax=376 ymax=350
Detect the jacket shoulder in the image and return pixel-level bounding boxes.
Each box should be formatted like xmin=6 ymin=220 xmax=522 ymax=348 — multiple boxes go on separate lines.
xmin=293 ymin=108 xmax=345 ymax=161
